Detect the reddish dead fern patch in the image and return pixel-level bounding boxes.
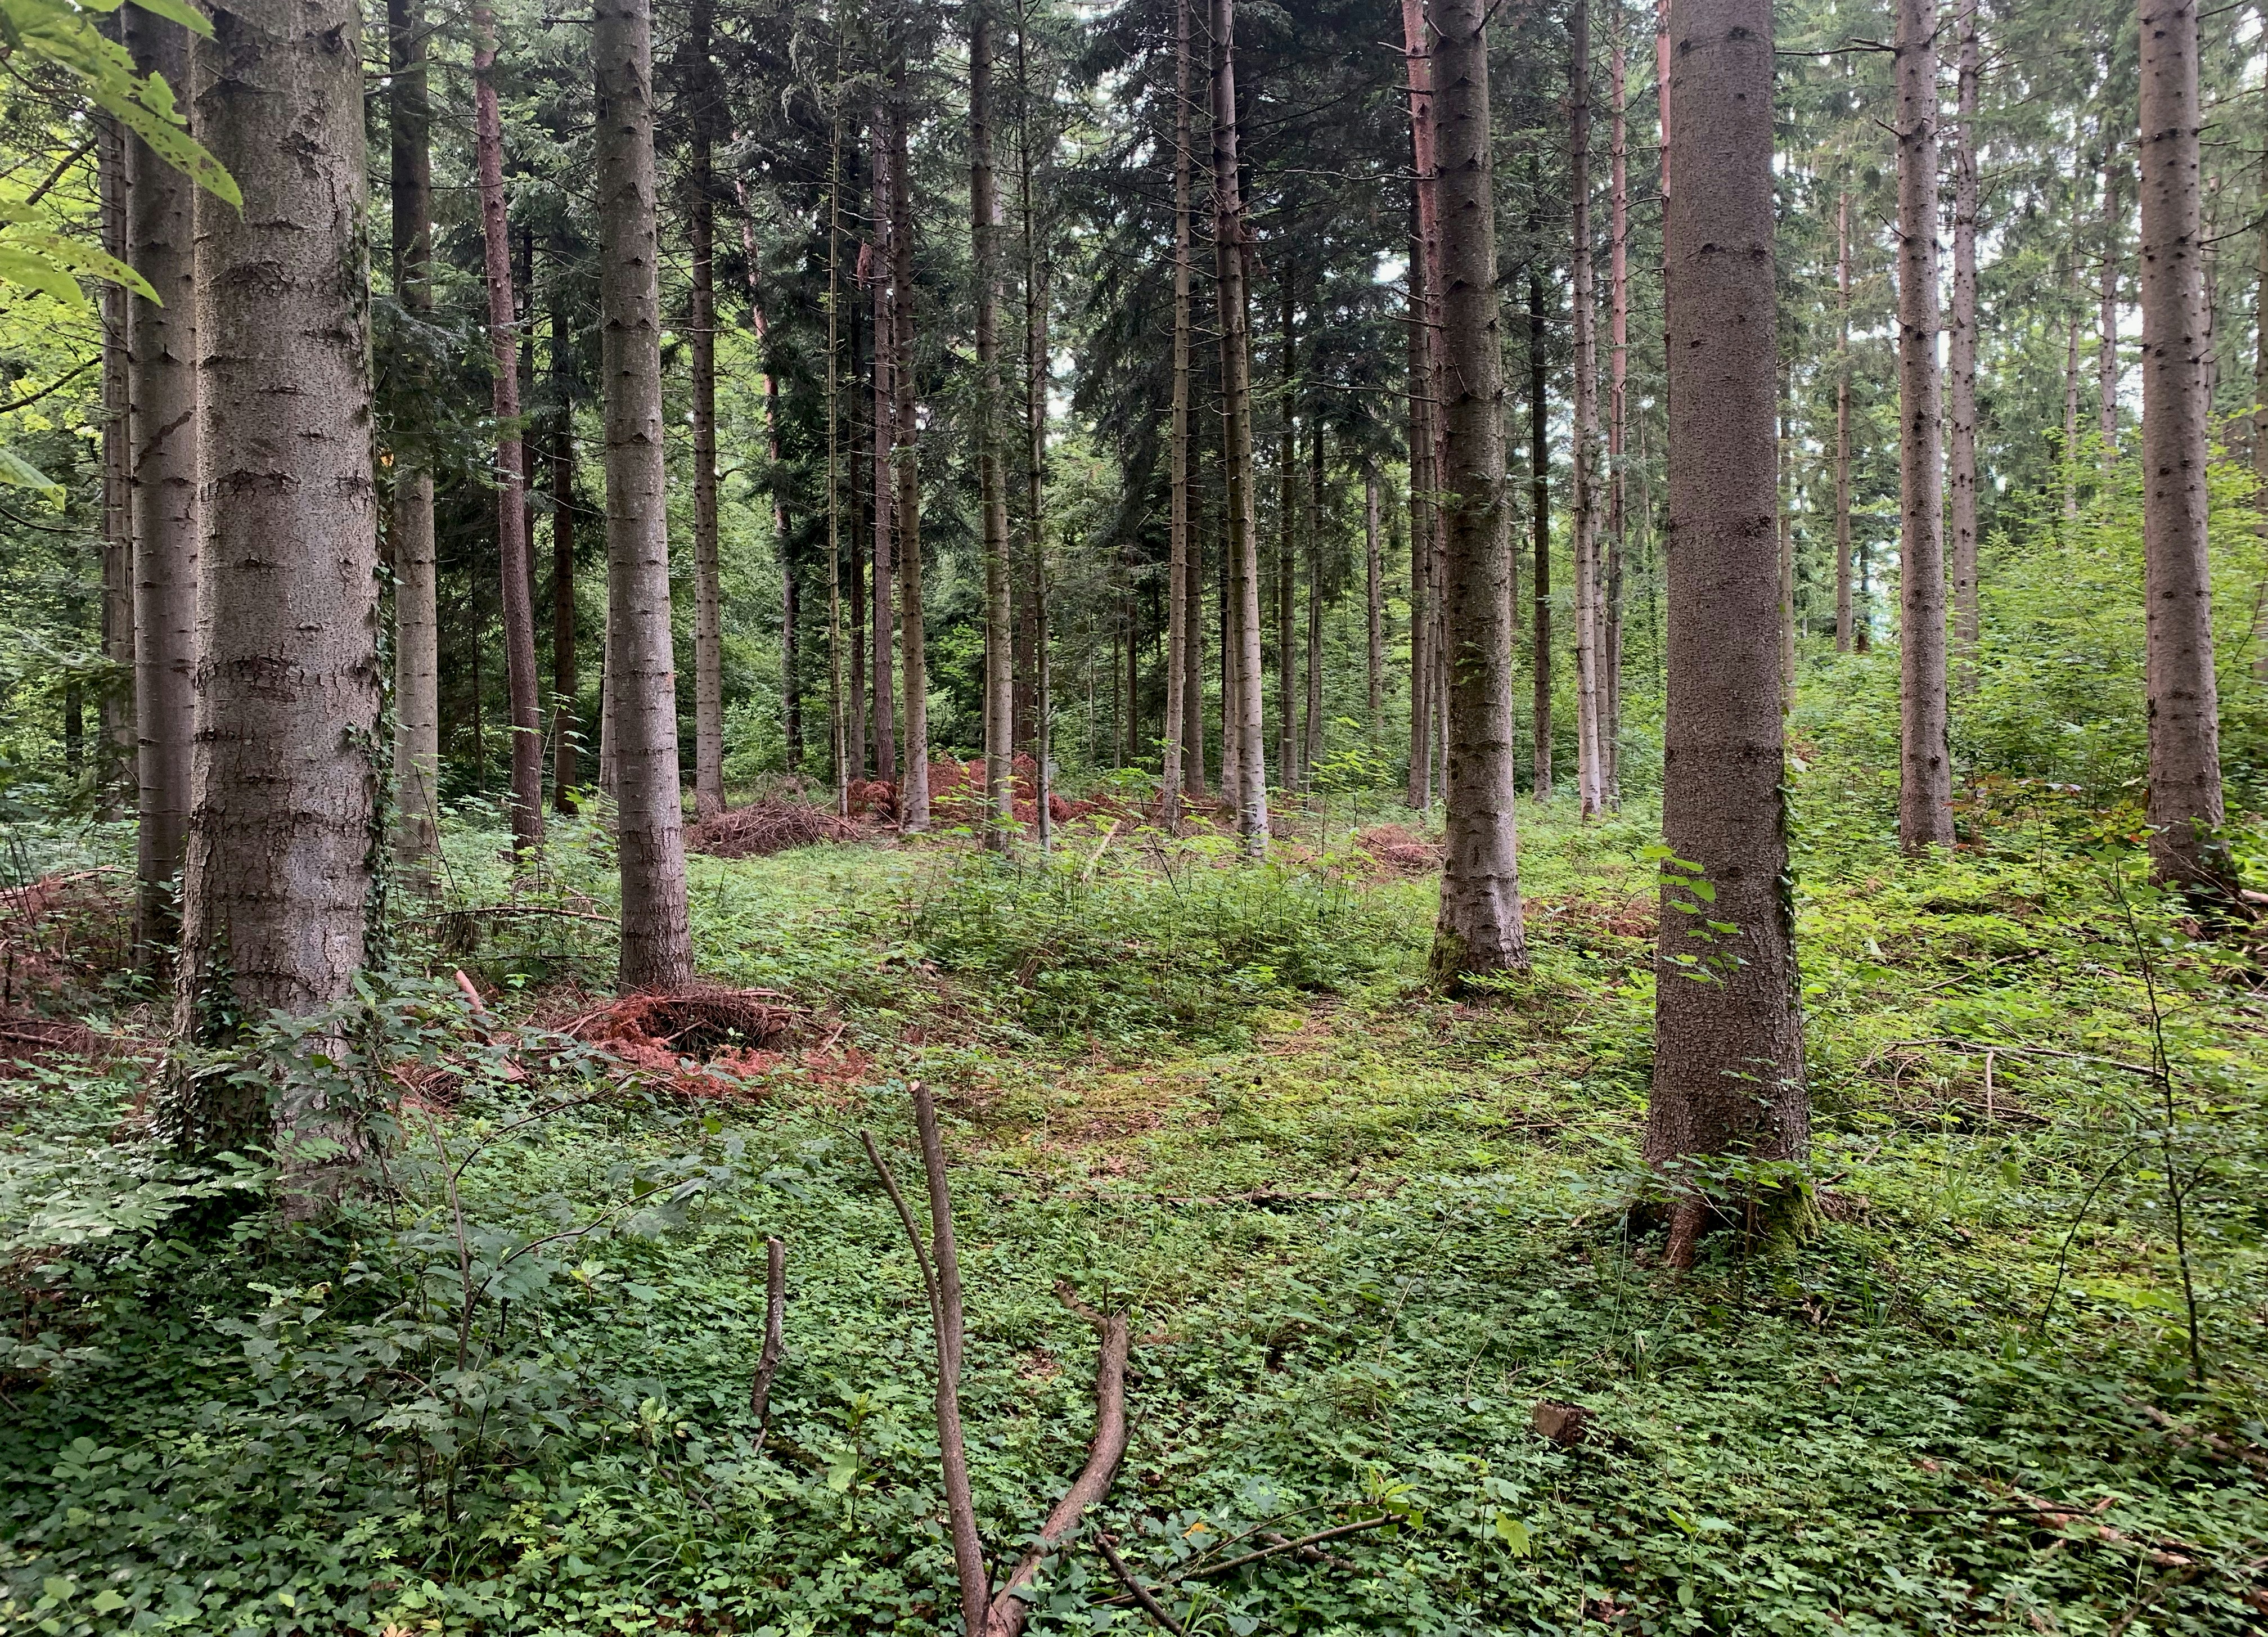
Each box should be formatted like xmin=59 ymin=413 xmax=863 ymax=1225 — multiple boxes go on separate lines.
xmin=687 ymin=799 xmax=866 ymax=860
xmin=559 ymin=987 xmax=804 ymax=1096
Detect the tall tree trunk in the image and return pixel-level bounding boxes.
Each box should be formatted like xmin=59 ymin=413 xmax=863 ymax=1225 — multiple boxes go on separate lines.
xmin=825 ymin=105 xmax=849 ymax=807
xmin=388 ymin=0 xmax=440 ymax=881
xmin=1428 ymin=0 xmax=1527 ymax=984
xmin=1833 ymin=191 xmax=1855 ymax=653
xmin=869 ymin=111 xmax=897 ymax=794
xmin=1401 ymin=0 xmax=1439 ymax=812
xmin=891 ymin=55 xmax=929 ymax=830
xmin=550 ymin=320 xmax=580 ymax=811
xmin=1365 ymin=466 xmax=1384 ymax=738
xmin=737 ymin=203 xmax=800 ymax=780
xmin=1948 ymin=0 xmax=1981 ymax=689
xmin=1162 ymin=0 xmax=1192 ymax=826
xmin=1780 ymin=362 xmax=1797 ymax=714
xmin=2063 ymin=254 xmax=2082 ymax=520
xmin=98 ymin=113 xmax=130 ymax=822
xmin=124 ymin=3 xmax=196 ymax=962
xmin=686 ymin=0 xmax=724 ymax=821
xmin=1023 ymin=69 xmax=1055 ymax=847
xmin=1303 ymin=420 xmax=1324 ymax=779
xmin=2255 ymin=77 xmax=2268 ymax=687
xmin=473 ymin=0 xmax=543 ymax=858
xmin=1570 ymin=0 xmax=1603 ymax=819
xmin=1894 ymin=0 xmax=1952 ymax=851
xmin=2100 ymin=152 xmax=2124 ymax=453
xmin=1212 ymin=0 xmax=1266 ymax=855
xmin=2138 ymin=0 xmax=2228 ymax=888
xmin=1276 ymin=284 xmax=1298 ymax=794
xmin=1605 ymin=8 xmax=1628 ymax=807
xmin=595 ymin=0 xmax=693 ymax=988
xmin=972 ymin=2 xmax=1011 ymax=846
xmin=171 ymin=0 xmax=382 ymax=1172
xmin=1646 ymin=0 xmax=1805 ymax=1267
xmin=1529 ymin=264 xmax=1552 ymax=798
xmin=849 ymin=287 xmax=870 ymax=780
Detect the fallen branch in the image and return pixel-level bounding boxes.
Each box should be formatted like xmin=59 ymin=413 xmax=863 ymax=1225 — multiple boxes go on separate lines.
xmin=1095 ymin=1534 xmax=1185 ymax=1635
xmin=749 ymin=1235 xmax=786 ymax=1437
xmin=413 ymin=903 xmax=620 ymax=926
xmin=1862 ymin=1037 xmax=2159 ymax=1079
xmin=1099 ymin=1514 xmax=1392 ymax=1607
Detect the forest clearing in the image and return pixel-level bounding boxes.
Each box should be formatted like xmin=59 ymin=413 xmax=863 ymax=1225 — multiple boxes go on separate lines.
xmin=4 ymin=0 xmax=2268 ymax=1627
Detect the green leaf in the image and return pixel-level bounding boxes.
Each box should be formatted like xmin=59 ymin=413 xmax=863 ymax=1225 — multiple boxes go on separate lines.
xmin=1492 ymin=1513 xmax=1532 ymax=1557
xmin=0 ymin=447 xmax=61 ymax=494
xmin=0 ymin=244 xmax=89 ymax=311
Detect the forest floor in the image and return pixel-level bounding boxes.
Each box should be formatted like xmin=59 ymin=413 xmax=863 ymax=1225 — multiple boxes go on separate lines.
xmin=3 ymin=785 xmax=2268 ymax=1635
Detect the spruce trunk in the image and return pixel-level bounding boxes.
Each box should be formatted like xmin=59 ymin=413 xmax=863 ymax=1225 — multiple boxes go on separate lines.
xmin=891 ymin=56 xmax=929 ymax=830
xmin=1529 ymin=266 xmax=1552 ymax=799
xmin=595 ymin=0 xmax=693 ymax=988
xmin=1429 ymin=0 xmax=1527 ymax=983
xmin=1948 ymin=0 xmax=1981 ymax=685
xmin=1212 ymin=0 xmax=1266 ymax=855
xmin=972 ymin=3 xmax=1012 ymax=846
xmin=1833 ymin=194 xmax=1854 ymax=652
xmin=1163 ymin=0 xmax=1192 ymax=824
xmin=687 ymin=0 xmax=725 ymax=820
xmin=389 ymin=0 xmax=440 ymax=879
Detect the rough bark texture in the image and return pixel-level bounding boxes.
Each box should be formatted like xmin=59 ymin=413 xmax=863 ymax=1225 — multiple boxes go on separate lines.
xmin=125 ymin=3 xmax=197 ymax=961
xmin=1528 ymin=264 xmax=1552 ymax=798
xmin=388 ymin=0 xmax=439 ymax=878
xmin=686 ymin=0 xmax=724 ymax=821
xmin=972 ymin=3 xmax=1012 ymax=846
xmin=890 ymin=57 xmax=929 ymax=830
xmin=473 ymin=0 xmax=543 ymax=858
xmin=1948 ymin=0 xmax=1981 ymax=686
xmin=868 ymin=113 xmax=896 ymax=791
xmin=1212 ymin=0 xmax=1266 ymax=855
xmin=1401 ymin=0 xmax=1438 ymax=812
xmin=2137 ymin=0 xmax=2227 ymax=888
xmin=1570 ymin=0 xmax=1603 ymax=820
xmin=595 ymin=0 xmax=693 ymax=988
xmin=1645 ymin=0 xmax=1807 ymax=1242
xmin=1162 ymin=0 xmax=1192 ymax=824
xmin=1832 ymin=193 xmax=1854 ymax=653
xmin=172 ymin=0 xmax=382 ymax=1161
xmin=1428 ymin=0 xmax=1527 ymax=984
xmin=1894 ymin=0 xmax=1952 ymax=851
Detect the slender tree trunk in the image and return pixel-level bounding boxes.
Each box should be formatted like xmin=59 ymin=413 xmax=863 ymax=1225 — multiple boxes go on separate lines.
xmin=2138 ymin=0 xmax=2228 ymax=889
xmin=1303 ymin=421 xmax=1323 ymax=779
xmin=1276 ymin=285 xmax=1298 ymax=793
xmin=737 ymin=203 xmax=800 ymax=780
xmin=850 ymin=289 xmax=870 ymax=781
xmin=1163 ymin=0 xmax=1192 ymax=826
xmin=973 ymin=1 xmax=1012 ymax=845
xmin=1365 ymin=466 xmax=1384 ymax=738
xmin=1948 ymin=0 xmax=1981 ymax=689
xmin=2255 ymin=76 xmax=2268 ymax=686
xmin=1529 ymin=264 xmax=1553 ymax=798
xmin=550 ymin=326 xmax=580 ymax=810
xmin=1024 ymin=114 xmax=1054 ymax=848
xmin=1894 ymin=0 xmax=1952 ymax=851
xmin=172 ymin=0 xmax=382 ymax=1172
xmin=1833 ymin=192 xmax=1855 ymax=653
xmin=891 ymin=55 xmax=929 ymax=830
xmin=124 ymin=3 xmax=196 ymax=961
xmin=1570 ymin=0 xmax=1603 ymax=819
xmin=1605 ymin=10 xmax=1628 ymax=806
xmin=824 ymin=101 xmax=849 ymax=809
xmin=2063 ymin=254 xmax=2083 ymax=521
xmin=870 ymin=113 xmax=897 ymax=795
xmin=1213 ymin=0 xmax=1266 ymax=855
xmin=472 ymin=0 xmax=543 ymax=858
xmin=98 ymin=113 xmax=130 ymax=822
xmin=386 ymin=0 xmax=440 ymax=879
xmin=686 ymin=0 xmax=724 ymax=821
xmin=1401 ymin=0 xmax=1439 ymax=812
xmin=1429 ymin=0 xmax=1527 ymax=984
xmin=595 ymin=0 xmax=693 ymax=988
xmin=2100 ymin=153 xmax=2124 ymax=453
xmin=1646 ymin=0 xmax=1806 ymax=1266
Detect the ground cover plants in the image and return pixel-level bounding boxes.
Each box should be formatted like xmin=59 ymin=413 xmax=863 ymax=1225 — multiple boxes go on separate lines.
xmin=1 ymin=731 xmax=2263 ymax=1636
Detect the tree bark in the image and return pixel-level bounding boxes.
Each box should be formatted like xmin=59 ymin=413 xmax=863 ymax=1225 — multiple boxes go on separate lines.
xmin=474 ymin=0 xmax=544 ymax=858
xmin=2256 ymin=67 xmax=2268 ymax=687
xmin=737 ymin=203 xmax=799 ymax=780
xmin=973 ymin=1 xmax=1012 ymax=846
xmin=1948 ymin=0 xmax=1981 ymax=689
xmin=595 ymin=0 xmax=693 ymax=988
xmin=1401 ymin=0 xmax=1439 ymax=812
xmin=1894 ymin=0 xmax=1952 ymax=851
xmin=1570 ymin=0 xmax=1603 ymax=820
xmin=1276 ymin=284 xmax=1298 ymax=794
xmin=824 ymin=105 xmax=849 ymax=807
xmin=1605 ymin=11 xmax=1628 ymax=807
xmin=870 ymin=111 xmax=897 ymax=794
xmin=2100 ymin=153 xmax=2124 ymax=453
xmin=98 ymin=109 xmax=131 ymax=823
xmin=1646 ymin=0 xmax=1806 ymax=1261
xmin=686 ymin=0 xmax=724 ymax=821
xmin=124 ymin=2 xmax=197 ymax=963
xmin=387 ymin=0 xmax=440 ymax=881
xmin=1529 ymin=263 xmax=1552 ymax=798
xmin=1833 ymin=191 xmax=1855 ymax=653
xmin=1162 ymin=0 xmax=1192 ymax=826
xmin=1212 ymin=0 xmax=1266 ymax=855
xmin=2063 ymin=249 xmax=2083 ymax=521
xmin=1428 ymin=0 xmax=1527 ymax=984
xmin=550 ymin=315 xmax=580 ymax=811
xmin=172 ymin=0 xmax=382 ymax=1167
xmin=2138 ymin=0 xmax=2228 ymax=889
xmin=1365 ymin=466 xmax=1384 ymax=738
xmin=1015 ymin=23 xmax=1054 ymax=841
xmin=1303 ymin=420 xmax=1323 ymax=780
xmin=891 ymin=53 xmax=929 ymax=830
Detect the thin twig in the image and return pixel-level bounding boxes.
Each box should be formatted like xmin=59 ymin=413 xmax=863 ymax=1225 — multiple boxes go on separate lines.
xmin=1095 ymin=1535 xmax=1185 ymax=1635
xmin=912 ymin=1083 xmax=992 ymax=1637
xmin=749 ymin=1235 xmax=787 ymax=1436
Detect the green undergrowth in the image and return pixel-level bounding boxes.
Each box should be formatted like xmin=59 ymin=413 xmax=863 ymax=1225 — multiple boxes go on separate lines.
xmin=3 ymin=785 xmax=2266 ymax=1636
